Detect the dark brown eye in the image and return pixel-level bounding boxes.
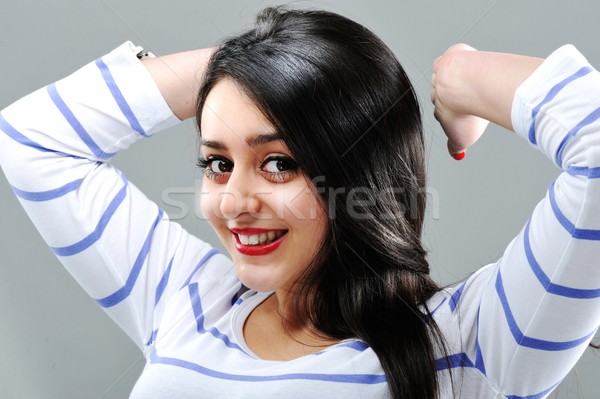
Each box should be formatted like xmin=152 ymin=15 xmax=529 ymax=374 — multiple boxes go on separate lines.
xmin=262 ymin=157 xmax=297 ymax=173
xmin=210 ymin=159 xmax=233 ymax=173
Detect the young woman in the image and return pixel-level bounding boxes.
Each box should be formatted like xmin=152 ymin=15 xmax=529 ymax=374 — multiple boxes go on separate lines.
xmin=1 ymin=7 xmax=599 ymax=398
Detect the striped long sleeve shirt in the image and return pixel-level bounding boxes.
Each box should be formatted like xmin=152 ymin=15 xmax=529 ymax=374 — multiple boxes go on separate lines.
xmin=1 ymin=42 xmax=599 ymax=398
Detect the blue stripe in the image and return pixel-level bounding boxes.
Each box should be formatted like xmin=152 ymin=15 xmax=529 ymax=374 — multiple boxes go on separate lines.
xmin=188 ymin=283 xmax=245 ymax=352
xmin=146 ymin=329 xmax=158 ymax=346
xmin=506 ymin=381 xmax=561 ymax=399
xmin=449 ymin=280 xmax=467 ymax=312
xmin=435 ymin=353 xmax=474 ymax=371
xmin=11 ymin=178 xmax=83 ymax=201
xmin=335 ymin=340 xmax=369 ymax=352
xmin=524 ymin=220 xmax=600 ymax=298
xmin=154 ymin=256 xmax=175 ymax=306
xmin=50 ymin=174 xmax=129 ymax=256
xmin=423 ymin=297 xmax=448 ymax=323
xmin=96 ymin=208 xmax=164 ymax=308
xmin=0 ymin=113 xmax=83 ymax=159
xmin=47 ymin=83 xmax=116 ymax=159
xmin=567 ymin=165 xmax=600 ymax=178
xmin=180 ymin=248 xmax=220 ymax=288
xmin=556 ymin=106 xmax=600 ymax=167
xmin=95 ymin=58 xmax=150 ymax=138
xmin=230 ymin=289 xmax=245 ymax=306
xmin=549 ymin=180 xmax=600 ymax=240
xmin=429 ymin=297 xmax=447 ymax=317
xmin=233 ymin=296 xmax=245 ymax=306
xmin=528 ymin=66 xmax=592 ymax=145
xmin=495 ymin=270 xmax=595 ymax=351
xmin=474 ymin=307 xmax=486 ymax=376
xmin=150 ymin=347 xmax=386 ymax=384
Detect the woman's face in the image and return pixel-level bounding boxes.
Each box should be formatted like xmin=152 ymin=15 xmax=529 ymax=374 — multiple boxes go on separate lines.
xmin=199 ymin=78 xmax=328 ymax=293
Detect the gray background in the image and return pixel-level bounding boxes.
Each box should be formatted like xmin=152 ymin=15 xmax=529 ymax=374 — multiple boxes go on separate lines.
xmin=0 ymin=0 xmax=598 ymax=397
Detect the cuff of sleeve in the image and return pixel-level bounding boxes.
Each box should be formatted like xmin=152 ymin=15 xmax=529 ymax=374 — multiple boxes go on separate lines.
xmin=100 ymin=41 xmax=181 ymax=136
xmin=511 ymin=44 xmax=591 ymax=149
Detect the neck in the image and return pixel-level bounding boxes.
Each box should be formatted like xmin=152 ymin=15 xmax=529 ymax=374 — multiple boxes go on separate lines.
xmin=268 ymin=289 xmax=331 ymax=344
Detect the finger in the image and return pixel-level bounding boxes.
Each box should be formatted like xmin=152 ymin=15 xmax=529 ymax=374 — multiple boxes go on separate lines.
xmin=450 ymin=150 xmax=466 ymax=161
xmin=447 ymin=140 xmax=466 ymax=157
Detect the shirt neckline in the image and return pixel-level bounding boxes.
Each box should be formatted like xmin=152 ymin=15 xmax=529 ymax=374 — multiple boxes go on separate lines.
xmin=230 ymin=290 xmax=364 ymax=362
xmin=231 ymin=290 xmax=277 ymax=361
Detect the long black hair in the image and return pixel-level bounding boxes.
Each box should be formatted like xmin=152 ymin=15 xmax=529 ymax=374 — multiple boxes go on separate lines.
xmin=197 ymin=7 xmax=449 ymax=398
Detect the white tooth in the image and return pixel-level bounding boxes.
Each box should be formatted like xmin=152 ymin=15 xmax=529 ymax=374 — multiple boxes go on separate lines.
xmin=249 ymin=234 xmax=259 ymax=245
xmin=239 ymin=234 xmax=249 ymax=245
xmin=259 ymin=233 xmax=267 ymax=244
xmin=267 ymin=231 xmax=275 ymax=241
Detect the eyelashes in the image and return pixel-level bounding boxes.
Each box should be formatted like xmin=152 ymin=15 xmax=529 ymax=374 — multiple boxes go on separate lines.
xmin=195 ymin=157 xmax=210 ymax=169
xmin=196 ymin=154 xmax=299 ymax=183
xmin=196 ymin=155 xmax=232 ymax=172
xmin=196 ymin=155 xmax=232 ymax=183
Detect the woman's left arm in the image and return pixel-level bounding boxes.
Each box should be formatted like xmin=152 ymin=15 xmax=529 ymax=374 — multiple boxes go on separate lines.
xmin=433 ymin=45 xmax=600 ymax=397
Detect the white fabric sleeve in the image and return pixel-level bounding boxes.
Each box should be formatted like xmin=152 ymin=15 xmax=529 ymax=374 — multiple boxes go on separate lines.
xmin=0 ymin=42 xmax=227 ymax=351
xmin=463 ymin=45 xmax=600 ymax=398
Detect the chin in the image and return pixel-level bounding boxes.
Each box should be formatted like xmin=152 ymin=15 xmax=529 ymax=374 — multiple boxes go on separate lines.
xmin=234 ymin=261 xmax=280 ymax=293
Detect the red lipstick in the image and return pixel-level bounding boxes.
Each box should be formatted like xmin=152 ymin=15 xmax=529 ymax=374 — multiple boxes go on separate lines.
xmin=230 ymin=228 xmax=288 ymax=256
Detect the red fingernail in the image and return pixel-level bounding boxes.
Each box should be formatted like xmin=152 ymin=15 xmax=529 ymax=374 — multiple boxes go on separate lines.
xmin=451 ymin=151 xmax=466 ymax=161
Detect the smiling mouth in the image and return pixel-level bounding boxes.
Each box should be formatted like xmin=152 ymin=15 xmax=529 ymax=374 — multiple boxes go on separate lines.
xmin=236 ymin=231 xmax=286 ymax=246
xmin=230 ymin=229 xmax=289 ymax=256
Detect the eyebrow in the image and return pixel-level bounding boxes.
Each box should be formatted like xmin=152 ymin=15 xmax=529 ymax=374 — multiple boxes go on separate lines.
xmin=200 ymin=132 xmax=283 ymax=150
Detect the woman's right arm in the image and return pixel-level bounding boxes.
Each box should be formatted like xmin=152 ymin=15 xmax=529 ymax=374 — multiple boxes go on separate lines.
xmin=0 ymin=42 xmax=234 ymax=351
xmin=142 ymin=48 xmax=214 ymax=120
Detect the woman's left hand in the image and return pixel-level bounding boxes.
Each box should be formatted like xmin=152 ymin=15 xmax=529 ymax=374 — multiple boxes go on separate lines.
xmin=431 ymin=44 xmax=544 ymax=160
xmin=431 ymin=44 xmax=489 ymax=160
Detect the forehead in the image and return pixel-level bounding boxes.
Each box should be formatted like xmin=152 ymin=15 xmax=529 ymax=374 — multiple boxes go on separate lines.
xmin=200 ymin=78 xmax=275 ymax=142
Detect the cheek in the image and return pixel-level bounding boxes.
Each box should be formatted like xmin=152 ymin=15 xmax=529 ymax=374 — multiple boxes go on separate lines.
xmin=284 ymin=188 xmax=329 ymax=271
xmin=277 ymin=184 xmax=327 ymax=233
xmin=199 ymin=183 xmax=224 ymax=227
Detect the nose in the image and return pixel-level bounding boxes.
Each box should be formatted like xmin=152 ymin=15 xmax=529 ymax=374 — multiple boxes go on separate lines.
xmin=219 ymin=169 xmax=262 ymax=219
